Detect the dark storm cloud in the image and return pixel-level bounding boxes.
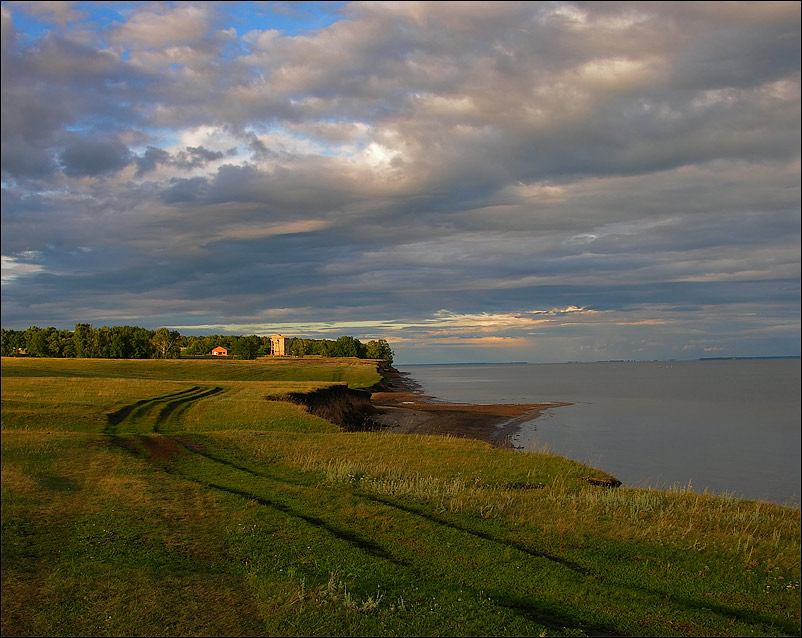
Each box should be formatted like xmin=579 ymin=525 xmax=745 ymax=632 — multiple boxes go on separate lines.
xmin=135 ymin=146 xmax=170 ymax=177
xmin=1 ymin=1 xmax=799 ymax=362
xmin=171 ymin=146 xmax=231 ymax=170
xmin=59 ymin=136 xmax=133 ymax=177
xmin=136 ymin=145 xmax=237 ymax=177
xmin=161 ymin=177 xmax=210 ymax=204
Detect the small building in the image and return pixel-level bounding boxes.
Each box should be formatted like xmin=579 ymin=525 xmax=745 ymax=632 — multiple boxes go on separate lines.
xmin=211 ymin=346 xmax=230 ymax=356
xmin=270 ymin=334 xmax=288 ymax=356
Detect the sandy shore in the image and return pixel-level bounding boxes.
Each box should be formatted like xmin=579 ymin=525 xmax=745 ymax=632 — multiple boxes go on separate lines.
xmin=370 ymin=368 xmax=570 ymax=448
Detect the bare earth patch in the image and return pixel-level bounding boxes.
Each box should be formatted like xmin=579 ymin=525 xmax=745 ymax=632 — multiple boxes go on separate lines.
xmin=370 ymin=389 xmax=570 ymax=448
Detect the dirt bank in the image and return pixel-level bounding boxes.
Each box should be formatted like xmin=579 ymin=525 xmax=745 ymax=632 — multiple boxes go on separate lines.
xmin=285 ymin=385 xmax=377 ymax=431
xmin=281 ymin=364 xmax=570 ymax=448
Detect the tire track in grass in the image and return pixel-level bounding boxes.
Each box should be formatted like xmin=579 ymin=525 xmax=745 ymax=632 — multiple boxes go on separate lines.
xmin=166 ymin=438 xmax=626 ymax=636
xmin=106 ymin=385 xmax=222 ymax=435
xmin=104 ymin=387 xmax=201 ymax=433
xmin=169 ymin=436 xmax=588 ymax=573
xmin=164 ymin=438 xmax=791 ymax=637
xmin=109 ymin=393 xmax=783 ymax=637
xmin=205 ymin=480 xmax=409 ymax=566
xmin=161 ymin=434 xmax=622 ymax=635
xmin=121 ymin=433 xmax=411 ymax=569
xmin=107 ymin=396 xmax=602 ymax=634
xmin=152 ymin=386 xmax=223 ymax=432
xmin=106 ymin=390 xmax=409 ymax=567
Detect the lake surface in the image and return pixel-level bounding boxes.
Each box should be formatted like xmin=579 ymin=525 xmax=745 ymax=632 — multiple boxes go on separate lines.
xmin=398 ymin=359 xmax=801 ymax=507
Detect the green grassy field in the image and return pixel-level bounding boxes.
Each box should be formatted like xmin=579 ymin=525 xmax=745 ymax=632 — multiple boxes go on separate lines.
xmin=2 ymin=357 xmax=800 ymax=636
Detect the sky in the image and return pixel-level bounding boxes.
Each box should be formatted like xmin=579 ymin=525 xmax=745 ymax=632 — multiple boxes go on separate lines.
xmin=1 ymin=1 xmax=800 ymax=364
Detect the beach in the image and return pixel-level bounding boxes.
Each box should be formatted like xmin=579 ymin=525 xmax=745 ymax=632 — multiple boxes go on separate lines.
xmin=370 ymin=366 xmax=569 ymax=448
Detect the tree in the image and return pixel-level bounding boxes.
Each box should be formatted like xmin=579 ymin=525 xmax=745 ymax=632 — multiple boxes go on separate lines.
xmin=24 ymin=326 xmax=51 ymax=357
xmin=46 ymin=328 xmax=74 ymax=357
xmin=92 ymin=326 xmax=112 ymax=358
xmin=73 ymin=323 xmax=94 ymax=358
xmin=130 ymin=327 xmax=156 ymax=358
xmin=231 ymin=335 xmax=260 ymax=360
xmin=151 ymin=327 xmax=181 ymax=358
xmin=311 ymin=339 xmax=336 ymax=357
xmin=365 ymin=339 xmax=394 ymax=363
xmin=333 ymin=336 xmax=363 ymax=358
xmin=288 ymin=337 xmax=314 ymax=357
xmin=182 ymin=335 xmax=213 ymax=356
xmin=1 ymin=329 xmax=24 ymax=356
xmin=258 ymin=336 xmax=272 ymax=356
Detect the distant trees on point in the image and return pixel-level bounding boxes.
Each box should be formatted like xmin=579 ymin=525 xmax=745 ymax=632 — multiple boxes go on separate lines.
xmin=1 ymin=325 xmax=394 ymax=363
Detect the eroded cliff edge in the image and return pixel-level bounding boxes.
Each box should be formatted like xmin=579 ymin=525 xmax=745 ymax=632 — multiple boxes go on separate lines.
xmin=284 ymin=384 xmax=378 ymax=431
xmin=281 ymin=362 xmax=567 ymax=449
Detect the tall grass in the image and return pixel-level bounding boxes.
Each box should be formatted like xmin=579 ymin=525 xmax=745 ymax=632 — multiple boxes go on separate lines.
xmin=289 ymin=448 xmax=800 ymax=567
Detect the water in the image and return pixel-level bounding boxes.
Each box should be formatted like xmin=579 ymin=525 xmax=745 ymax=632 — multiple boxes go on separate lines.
xmin=398 ymin=359 xmax=801 ymax=507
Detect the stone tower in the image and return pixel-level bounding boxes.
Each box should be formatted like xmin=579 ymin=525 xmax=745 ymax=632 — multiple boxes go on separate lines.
xmin=270 ymin=334 xmax=288 ymax=356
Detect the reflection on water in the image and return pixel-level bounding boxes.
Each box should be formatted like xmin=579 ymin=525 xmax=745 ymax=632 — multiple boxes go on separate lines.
xmin=400 ymin=359 xmax=801 ymax=507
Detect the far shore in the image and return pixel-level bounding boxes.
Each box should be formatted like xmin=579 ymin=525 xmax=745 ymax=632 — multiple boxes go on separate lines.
xmin=370 ymin=366 xmax=571 ymax=448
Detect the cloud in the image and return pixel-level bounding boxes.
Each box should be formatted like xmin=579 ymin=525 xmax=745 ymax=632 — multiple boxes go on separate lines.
xmin=8 ymin=1 xmax=88 ymax=27
xmin=59 ymin=136 xmax=132 ymax=177
xmin=111 ymin=3 xmax=213 ymax=49
xmin=1 ymin=252 xmax=45 ymax=283
xmin=135 ymin=145 xmax=170 ymax=177
xmin=161 ymin=176 xmax=210 ymax=204
xmin=0 ymin=1 xmax=799 ymax=362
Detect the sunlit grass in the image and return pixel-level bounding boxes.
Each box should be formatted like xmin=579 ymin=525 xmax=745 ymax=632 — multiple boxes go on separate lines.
xmin=1 ymin=356 xmax=382 ymax=388
xmin=1 ymin=377 xmax=189 ymax=433
xmin=226 ymin=428 xmax=800 ymax=568
xmin=171 ymin=382 xmax=340 ymax=434
xmin=2 ymin=357 xmax=800 ymax=636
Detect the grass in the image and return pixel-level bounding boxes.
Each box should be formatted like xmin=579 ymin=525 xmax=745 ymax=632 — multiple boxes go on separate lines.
xmin=2 ymin=356 xmax=800 ymax=636
xmin=0 ymin=356 xmax=383 ymax=388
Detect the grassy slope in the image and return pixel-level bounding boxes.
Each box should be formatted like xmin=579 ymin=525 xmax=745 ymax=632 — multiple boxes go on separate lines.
xmin=1 ymin=357 xmax=800 ymax=637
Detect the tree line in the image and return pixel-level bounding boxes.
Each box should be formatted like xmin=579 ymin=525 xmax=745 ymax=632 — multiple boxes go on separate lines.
xmin=0 ymin=325 xmax=393 ymax=363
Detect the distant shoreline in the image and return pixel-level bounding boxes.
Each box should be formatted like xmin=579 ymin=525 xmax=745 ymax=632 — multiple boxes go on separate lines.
xmin=398 ymin=356 xmax=800 ymax=366
xmin=698 ymin=355 xmax=801 ymax=360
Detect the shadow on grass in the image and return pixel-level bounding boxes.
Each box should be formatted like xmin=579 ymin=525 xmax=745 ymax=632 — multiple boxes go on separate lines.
xmin=106 ymin=397 xmax=798 ymax=637
xmin=105 ymin=387 xmax=202 ymax=432
xmin=106 ymin=386 xmax=223 ymax=435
